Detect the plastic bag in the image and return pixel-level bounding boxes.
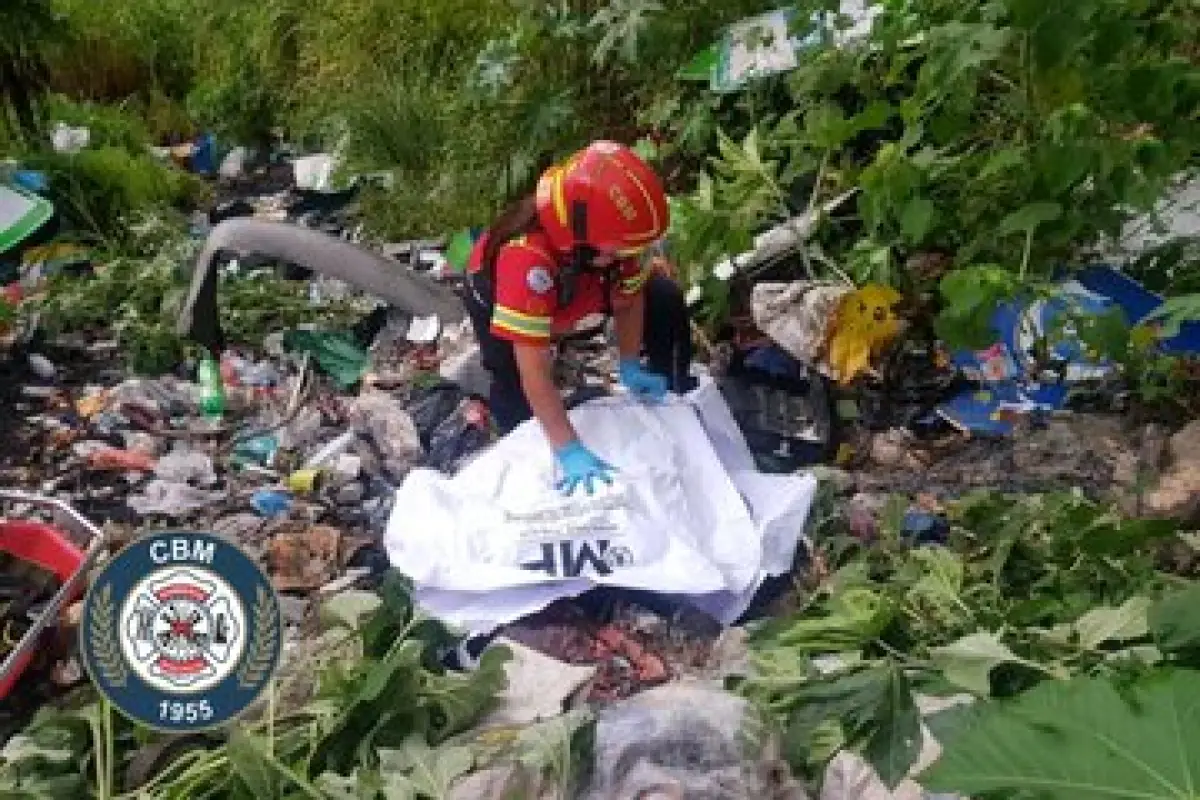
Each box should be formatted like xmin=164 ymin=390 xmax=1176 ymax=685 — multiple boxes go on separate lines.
xmin=422 ymin=397 xmax=493 ymax=474
xmin=406 ymin=382 xmax=467 ymax=448
xmin=349 ymin=389 xmax=423 ymax=482
xmin=582 ymin=683 xmax=809 ymax=800
xmin=384 ymin=380 xmax=817 ymax=633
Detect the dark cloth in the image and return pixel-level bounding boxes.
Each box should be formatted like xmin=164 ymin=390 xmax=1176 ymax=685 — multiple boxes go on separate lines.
xmin=465 ymin=270 xmax=694 ymax=435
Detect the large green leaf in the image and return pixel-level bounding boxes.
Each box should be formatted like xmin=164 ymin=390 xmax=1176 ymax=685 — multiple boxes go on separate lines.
xmin=1041 ymin=596 xmax=1152 ymax=651
xmin=749 ymin=588 xmax=895 ymax=654
xmin=421 ymin=645 xmax=512 ymax=743
xmin=929 ymin=632 xmax=1054 ymax=696
xmin=903 ymin=547 xmax=968 ymax=627
xmin=225 ymin=729 xmax=279 ymax=798
xmin=781 ymin=663 xmax=921 ymax=788
xmin=378 ymin=736 xmax=473 ymax=799
xmin=922 ymin=668 xmax=1200 ymax=799
xmin=1150 ymin=585 xmax=1200 ymax=660
xmin=900 ymin=195 xmax=935 ymax=243
xmin=513 ymin=710 xmax=596 ymax=794
xmin=321 ymin=590 xmax=383 ymax=633
xmin=997 ymin=201 xmax=1062 ymax=237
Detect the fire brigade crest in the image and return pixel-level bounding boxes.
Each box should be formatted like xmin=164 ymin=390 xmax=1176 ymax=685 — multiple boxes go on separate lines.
xmin=123 ymin=570 xmax=245 ymax=692
xmin=81 ymin=532 xmax=281 ymax=733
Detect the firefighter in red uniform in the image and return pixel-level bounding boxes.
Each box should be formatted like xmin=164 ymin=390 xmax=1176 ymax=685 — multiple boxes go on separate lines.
xmin=465 ymin=141 xmax=693 ymax=496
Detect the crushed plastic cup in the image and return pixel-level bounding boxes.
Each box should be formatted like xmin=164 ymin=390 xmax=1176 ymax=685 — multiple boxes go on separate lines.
xmin=250 ymin=490 xmax=293 ymax=518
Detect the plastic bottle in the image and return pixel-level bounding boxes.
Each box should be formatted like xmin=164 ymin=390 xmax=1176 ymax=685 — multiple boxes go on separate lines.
xmin=197 ymin=352 xmax=226 ymax=420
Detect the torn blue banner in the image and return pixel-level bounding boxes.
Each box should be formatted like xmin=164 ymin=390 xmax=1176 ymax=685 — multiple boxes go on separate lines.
xmin=1074 ymin=265 xmax=1200 ymax=355
xmin=938 ymin=265 xmax=1198 ymax=436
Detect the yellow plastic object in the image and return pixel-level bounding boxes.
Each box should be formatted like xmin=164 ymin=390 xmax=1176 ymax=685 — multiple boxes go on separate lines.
xmin=826 ymin=284 xmax=904 ymax=384
xmin=286 ymin=469 xmax=323 ymax=494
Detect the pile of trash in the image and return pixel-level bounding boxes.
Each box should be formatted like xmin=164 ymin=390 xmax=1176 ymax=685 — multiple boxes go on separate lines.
xmin=2 ymin=119 xmax=1199 ymax=800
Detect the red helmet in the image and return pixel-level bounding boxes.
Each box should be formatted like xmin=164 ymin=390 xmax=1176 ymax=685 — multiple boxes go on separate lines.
xmin=535 ymin=141 xmax=669 ymax=257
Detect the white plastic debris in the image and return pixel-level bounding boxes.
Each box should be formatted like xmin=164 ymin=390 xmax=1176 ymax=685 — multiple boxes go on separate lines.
xmin=291 ymin=153 xmax=338 ymax=191
xmin=750 ymin=280 xmax=850 ymax=370
xmin=405 ymin=314 xmax=442 ymax=344
xmin=27 ymin=354 xmax=56 ymax=380
xmin=153 ymin=451 xmax=218 ymax=487
xmin=478 ymin=639 xmax=596 ymax=728
xmin=128 ymin=481 xmax=224 ymax=516
xmin=219 ymin=146 xmax=248 ymax=180
xmin=50 ymin=123 xmax=90 ymax=154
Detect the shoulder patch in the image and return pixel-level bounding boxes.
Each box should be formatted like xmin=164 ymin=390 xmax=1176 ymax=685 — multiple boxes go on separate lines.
xmin=526 ymin=267 xmax=555 ymax=295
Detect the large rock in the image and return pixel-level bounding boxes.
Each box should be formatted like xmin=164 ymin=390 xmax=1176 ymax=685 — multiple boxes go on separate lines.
xmin=1143 ymin=420 xmax=1200 ymax=522
xmin=581 ymin=682 xmax=810 ymax=800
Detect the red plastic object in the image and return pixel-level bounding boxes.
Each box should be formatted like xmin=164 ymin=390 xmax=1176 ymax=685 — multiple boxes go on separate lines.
xmin=0 ymin=520 xmax=85 ymax=699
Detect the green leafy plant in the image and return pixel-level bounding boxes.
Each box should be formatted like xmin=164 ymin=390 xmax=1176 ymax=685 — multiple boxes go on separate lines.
xmin=32 ymin=219 xmax=364 ymax=374
xmin=664 ymin=0 xmax=1200 ymax=343
xmin=0 ymin=573 xmax=518 ymax=798
xmin=736 ymin=491 xmax=1190 ymax=788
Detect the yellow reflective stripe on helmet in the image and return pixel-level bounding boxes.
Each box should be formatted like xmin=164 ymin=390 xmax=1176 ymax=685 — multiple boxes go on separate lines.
xmin=552 ymin=153 xmax=583 ymax=229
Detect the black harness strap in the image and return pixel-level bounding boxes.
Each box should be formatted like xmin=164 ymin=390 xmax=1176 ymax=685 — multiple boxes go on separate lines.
xmin=558 ymin=198 xmax=618 ymax=321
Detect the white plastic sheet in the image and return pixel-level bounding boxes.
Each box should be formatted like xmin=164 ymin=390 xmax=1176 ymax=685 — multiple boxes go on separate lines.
xmin=384 ymin=380 xmax=817 ymax=633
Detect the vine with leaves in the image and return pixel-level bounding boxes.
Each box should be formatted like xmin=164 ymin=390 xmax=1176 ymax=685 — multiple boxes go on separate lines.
xmin=662 ymin=0 xmax=1200 ymax=367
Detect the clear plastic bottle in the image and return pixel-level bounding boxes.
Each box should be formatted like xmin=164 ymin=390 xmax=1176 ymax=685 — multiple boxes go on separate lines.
xmin=197 ymin=352 xmax=226 ymax=420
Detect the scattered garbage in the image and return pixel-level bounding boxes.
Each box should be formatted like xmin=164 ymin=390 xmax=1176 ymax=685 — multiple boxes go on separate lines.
xmin=265 ymin=524 xmax=342 ymax=591
xmin=349 ymin=389 xmax=424 ymax=481
xmin=176 ymin=218 xmax=465 ymax=353
xmin=127 ymin=481 xmax=224 ymax=516
xmin=291 ymin=153 xmax=339 ymax=192
xmin=283 ymin=329 xmax=369 ymax=389
xmin=26 ymin=355 xmax=55 ymax=380
xmin=153 ymin=451 xmax=217 ymax=487
xmin=716 ymin=344 xmax=833 ymax=473
xmin=0 ymin=493 xmax=104 ymax=701
xmin=0 ymin=85 xmax=1194 ymax=800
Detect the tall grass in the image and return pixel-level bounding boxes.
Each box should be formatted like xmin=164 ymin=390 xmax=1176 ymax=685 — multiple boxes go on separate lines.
xmin=27 ymin=0 xmax=777 ymax=236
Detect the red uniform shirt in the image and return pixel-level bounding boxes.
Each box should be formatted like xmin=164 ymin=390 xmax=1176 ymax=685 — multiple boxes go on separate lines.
xmin=467 ymin=230 xmax=650 ymax=346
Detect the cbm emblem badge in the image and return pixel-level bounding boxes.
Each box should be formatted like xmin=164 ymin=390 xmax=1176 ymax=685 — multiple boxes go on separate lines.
xmin=80 ymin=532 xmax=282 ymax=732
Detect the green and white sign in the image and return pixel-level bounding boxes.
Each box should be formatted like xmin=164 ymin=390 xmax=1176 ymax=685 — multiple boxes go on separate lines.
xmin=0 ymin=185 xmax=53 ymax=255
xmin=700 ymin=2 xmax=880 ymax=93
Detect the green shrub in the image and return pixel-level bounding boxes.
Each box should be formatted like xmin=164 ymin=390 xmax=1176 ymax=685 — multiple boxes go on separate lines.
xmin=24 ymin=147 xmax=207 ymax=244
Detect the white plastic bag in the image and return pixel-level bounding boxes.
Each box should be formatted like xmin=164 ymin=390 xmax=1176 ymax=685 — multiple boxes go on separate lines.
xmin=291 ymin=153 xmax=338 ymax=191
xmin=384 ymin=380 xmax=817 ymax=632
xmin=51 ymin=123 xmax=90 ymax=154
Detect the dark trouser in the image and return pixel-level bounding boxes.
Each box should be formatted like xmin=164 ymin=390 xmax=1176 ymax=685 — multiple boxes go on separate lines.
xmin=465 ymin=272 xmax=695 ymax=435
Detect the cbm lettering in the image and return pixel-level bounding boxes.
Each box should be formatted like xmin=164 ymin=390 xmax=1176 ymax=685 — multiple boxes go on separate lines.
xmin=521 ymin=540 xmax=611 ymax=577
xmin=149 ymin=537 xmax=216 ymax=565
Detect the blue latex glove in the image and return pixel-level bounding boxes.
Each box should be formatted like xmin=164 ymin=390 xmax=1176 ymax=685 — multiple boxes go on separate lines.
xmin=554 ymin=440 xmax=615 ymax=496
xmin=618 ymin=358 xmax=668 ymax=402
